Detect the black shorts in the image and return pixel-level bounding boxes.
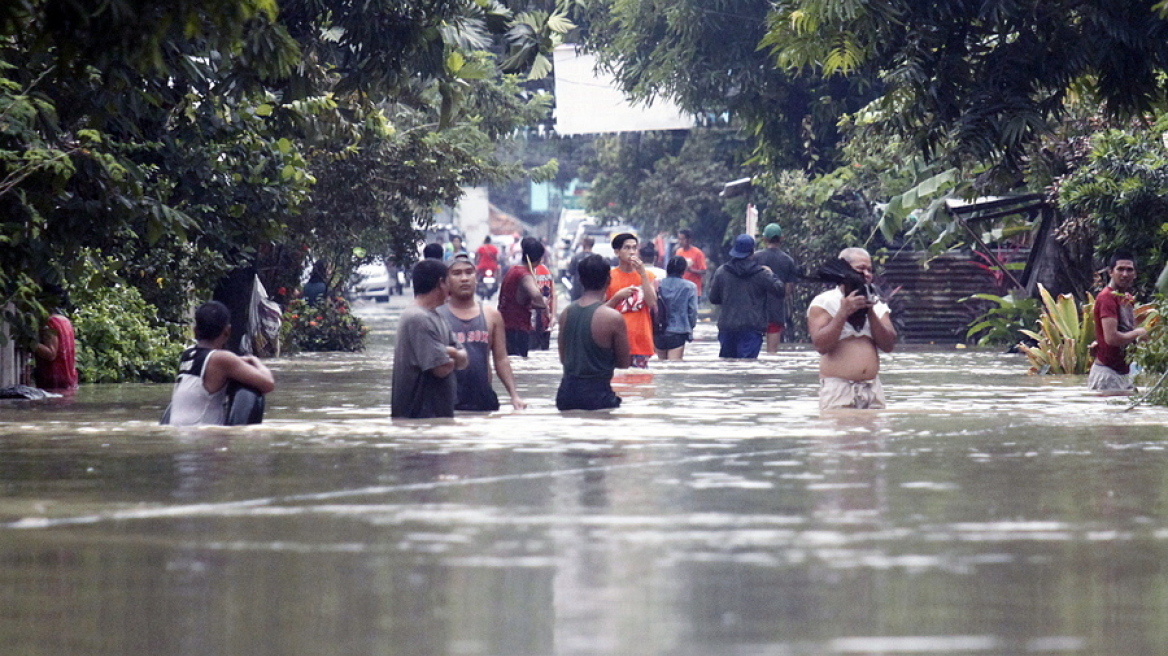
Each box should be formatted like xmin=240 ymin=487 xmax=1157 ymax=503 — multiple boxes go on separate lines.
xmin=505 ymin=329 xmax=530 ymax=357
xmin=653 ymin=332 xmax=688 ymax=351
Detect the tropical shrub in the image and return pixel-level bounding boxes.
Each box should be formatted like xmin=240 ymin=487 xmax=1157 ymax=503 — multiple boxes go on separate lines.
xmin=283 ymin=296 xmax=367 ymax=352
xmin=72 ymin=281 xmax=185 ymax=383
xmin=1018 ymin=285 xmax=1096 ymax=374
xmin=964 ymin=292 xmax=1040 ymax=346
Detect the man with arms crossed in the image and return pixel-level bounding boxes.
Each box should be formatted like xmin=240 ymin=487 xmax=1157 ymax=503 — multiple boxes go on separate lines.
xmin=438 ymin=254 xmax=527 ymax=411
xmin=1089 ymin=251 xmax=1146 ymax=394
xmin=557 ymin=254 xmax=631 ymax=411
xmin=169 ymin=301 xmax=276 ymax=426
xmin=807 ymin=247 xmax=896 ymax=411
xmin=391 ymin=259 xmax=468 ymax=418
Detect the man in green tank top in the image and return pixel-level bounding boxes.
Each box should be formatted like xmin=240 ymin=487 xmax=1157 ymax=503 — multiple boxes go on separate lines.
xmin=556 ymin=254 xmax=631 ymax=411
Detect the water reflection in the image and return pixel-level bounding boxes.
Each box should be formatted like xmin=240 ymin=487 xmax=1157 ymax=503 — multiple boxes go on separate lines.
xmin=2 ymin=300 xmax=1168 ymax=654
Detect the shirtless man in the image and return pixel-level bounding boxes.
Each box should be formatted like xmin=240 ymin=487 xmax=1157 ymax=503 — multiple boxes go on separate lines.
xmin=438 ymin=254 xmax=527 ymax=411
xmin=169 ymin=301 xmax=276 ymax=426
xmin=807 ymin=247 xmax=896 ymax=411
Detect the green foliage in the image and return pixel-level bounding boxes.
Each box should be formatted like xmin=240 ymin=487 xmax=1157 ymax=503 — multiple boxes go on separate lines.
xmin=1131 ymin=296 xmax=1168 ymax=406
xmin=963 ymin=293 xmax=1040 ymax=346
xmin=1018 ymin=285 xmax=1096 ymax=375
xmin=763 ymin=0 xmax=1168 ymax=174
xmin=71 ymin=279 xmax=185 ymax=384
xmin=1056 ymin=115 xmax=1168 ymax=287
xmin=282 ymin=296 xmax=367 ymax=353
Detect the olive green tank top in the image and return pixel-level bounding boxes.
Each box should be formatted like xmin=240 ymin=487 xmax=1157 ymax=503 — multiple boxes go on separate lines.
xmin=562 ymin=302 xmax=616 ymax=379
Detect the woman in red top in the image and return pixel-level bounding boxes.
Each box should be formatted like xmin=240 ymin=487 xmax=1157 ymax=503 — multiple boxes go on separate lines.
xmin=34 ymin=287 xmax=79 ymax=391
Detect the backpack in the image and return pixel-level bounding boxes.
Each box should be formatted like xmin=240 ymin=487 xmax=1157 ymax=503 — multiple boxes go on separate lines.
xmin=652 ymin=291 xmax=669 ymax=335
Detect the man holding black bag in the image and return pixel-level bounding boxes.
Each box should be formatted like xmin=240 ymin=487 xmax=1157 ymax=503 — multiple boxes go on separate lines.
xmin=807 ymin=247 xmax=897 ymax=412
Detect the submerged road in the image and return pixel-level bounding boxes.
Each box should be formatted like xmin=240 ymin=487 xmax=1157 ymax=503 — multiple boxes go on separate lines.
xmin=2 ymin=297 xmax=1168 ymax=655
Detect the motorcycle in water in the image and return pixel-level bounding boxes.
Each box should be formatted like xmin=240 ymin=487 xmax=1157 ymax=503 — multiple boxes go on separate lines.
xmin=477 ymin=268 xmax=498 ymax=301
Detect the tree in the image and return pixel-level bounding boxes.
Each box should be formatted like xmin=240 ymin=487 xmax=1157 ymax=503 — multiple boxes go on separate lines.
xmin=763 ymin=0 xmax=1168 ymax=175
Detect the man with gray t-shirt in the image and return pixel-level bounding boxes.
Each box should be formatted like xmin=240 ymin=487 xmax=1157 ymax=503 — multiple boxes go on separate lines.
xmin=391 ymin=259 xmax=468 ymax=418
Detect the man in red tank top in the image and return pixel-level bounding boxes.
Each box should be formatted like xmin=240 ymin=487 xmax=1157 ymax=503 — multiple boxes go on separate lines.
xmin=497 ymin=237 xmax=548 ymax=357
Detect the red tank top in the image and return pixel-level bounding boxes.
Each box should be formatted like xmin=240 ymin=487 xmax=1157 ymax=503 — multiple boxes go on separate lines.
xmin=498 ymin=266 xmax=534 ymax=331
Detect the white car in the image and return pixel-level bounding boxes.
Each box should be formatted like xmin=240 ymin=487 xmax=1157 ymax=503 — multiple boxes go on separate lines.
xmin=351 ymin=262 xmax=392 ymax=302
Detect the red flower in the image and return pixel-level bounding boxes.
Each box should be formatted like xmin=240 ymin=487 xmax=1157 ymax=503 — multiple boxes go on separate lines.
xmin=308 ymin=321 xmax=318 ymax=327
xmin=315 ymin=315 xmax=324 ymax=322
xmin=278 ymin=287 xmax=287 ymax=296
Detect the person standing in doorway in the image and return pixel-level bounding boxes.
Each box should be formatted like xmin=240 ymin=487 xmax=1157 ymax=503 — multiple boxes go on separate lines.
xmin=497 ymin=237 xmax=548 ymax=357
xmin=605 ymin=233 xmax=657 ymax=369
xmin=674 ymin=228 xmax=708 ymax=300
xmin=753 ymin=223 xmax=801 ymax=353
xmin=1088 ymin=251 xmax=1147 ymax=395
xmin=438 ymin=254 xmax=526 ymax=411
xmin=391 ymin=259 xmax=468 ymax=419
xmin=708 ymin=235 xmax=785 ymax=359
xmin=556 ymin=254 xmax=631 ymax=410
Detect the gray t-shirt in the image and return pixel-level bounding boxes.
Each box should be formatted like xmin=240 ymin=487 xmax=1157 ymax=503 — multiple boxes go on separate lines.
xmin=391 ymin=304 xmax=459 ymax=418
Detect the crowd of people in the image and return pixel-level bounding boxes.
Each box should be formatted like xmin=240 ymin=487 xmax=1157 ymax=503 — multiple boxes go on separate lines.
xmin=20 ymin=228 xmax=1149 ymax=424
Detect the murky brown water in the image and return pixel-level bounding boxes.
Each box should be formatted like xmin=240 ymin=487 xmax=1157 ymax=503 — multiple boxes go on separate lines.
xmin=3 ymin=298 xmax=1168 ymax=655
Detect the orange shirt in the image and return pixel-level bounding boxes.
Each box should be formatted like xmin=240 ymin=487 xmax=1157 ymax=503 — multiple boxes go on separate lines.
xmin=606 ymin=267 xmax=656 ymax=356
xmin=675 ymin=245 xmax=707 ymax=295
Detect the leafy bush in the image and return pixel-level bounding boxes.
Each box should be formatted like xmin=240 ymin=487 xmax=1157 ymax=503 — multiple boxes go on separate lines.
xmin=283 ymin=296 xmax=367 ymax=352
xmin=1018 ymin=285 xmax=1096 ymax=374
xmin=964 ymin=292 xmax=1040 ymax=346
xmin=72 ymin=280 xmax=185 ymax=383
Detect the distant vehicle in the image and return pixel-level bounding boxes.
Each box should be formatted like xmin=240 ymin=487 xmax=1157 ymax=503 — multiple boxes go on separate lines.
xmin=350 ymin=261 xmax=396 ymax=302
xmin=571 ymin=221 xmax=638 ymax=265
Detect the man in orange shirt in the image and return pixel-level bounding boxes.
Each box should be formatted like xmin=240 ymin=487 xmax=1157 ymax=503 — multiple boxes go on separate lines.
xmin=675 ymin=228 xmax=707 ymax=299
xmin=606 ymin=233 xmax=657 ymax=368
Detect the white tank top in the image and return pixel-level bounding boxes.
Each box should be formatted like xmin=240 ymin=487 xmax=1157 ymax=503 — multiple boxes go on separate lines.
xmin=169 ymin=347 xmax=227 ymax=426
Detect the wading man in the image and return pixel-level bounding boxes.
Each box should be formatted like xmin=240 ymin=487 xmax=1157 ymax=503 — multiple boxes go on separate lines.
xmin=437 ymin=254 xmax=527 ymax=411
xmin=1088 ymin=252 xmax=1146 ymax=395
xmin=557 ymin=254 xmax=631 ymax=411
xmin=497 ymin=237 xmax=548 ymax=357
xmin=606 ymin=233 xmax=657 ymax=368
xmin=169 ymin=301 xmax=276 ymax=426
xmin=708 ymin=234 xmax=786 ymax=360
xmin=391 ymin=259 xmax=468 ymax=419
xmin=807 ymin=247 xmax=896 ymax=412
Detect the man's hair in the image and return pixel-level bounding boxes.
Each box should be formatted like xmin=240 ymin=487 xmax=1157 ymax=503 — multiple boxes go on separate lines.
xmin=194 ymin=301 xmax=232 ymax=341
xmin=422 ymin=243 xmax=444 ymax=260
xmin=483 ymin=235 xmax=491 ymax=244
xmin=520 ymin=236 xmax=545 ymax=264
xmin=447 ymin=256 xmax=475 ymax=276
xmin=838 ymin=247 xmax=870 ymax=265
xmin=412 ymin=259 xmax=448 ymax=295
xmin=451 ymin=235 xmax=462 ymax=244
xmin=611 ymin=232 xmax=637 ymax=251
xmin=666 ymin=255 xmax=688 ymax=277
xmin=678 ymin=228 xmax=693 ymax=239
xmin=638 ymin=242 xmax=657 ymax=262
xmin=577 ymin=254 xmax=611 ymax=291
xmin=1109 ymin=250 xmax=1136 ymax=268
xmin=581 ymin=236 xmax=594 ymax=249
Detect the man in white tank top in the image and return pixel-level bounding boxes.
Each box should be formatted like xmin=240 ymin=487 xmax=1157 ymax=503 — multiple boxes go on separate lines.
xmin=169 ymin=301 xmax=276 ymax=426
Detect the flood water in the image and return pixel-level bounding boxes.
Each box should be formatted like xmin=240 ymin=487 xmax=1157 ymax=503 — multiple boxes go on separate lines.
xmin=3 ymin=297 xmax=1168 ymax=655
